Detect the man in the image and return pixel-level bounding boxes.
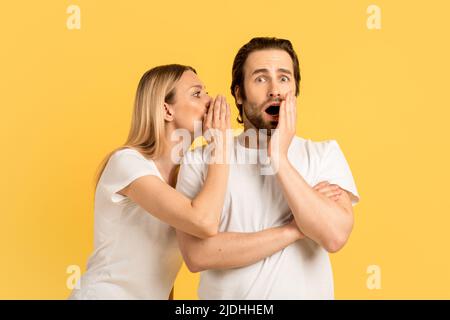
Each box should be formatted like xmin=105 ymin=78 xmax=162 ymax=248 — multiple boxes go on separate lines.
xmin=176 ymin=37 xmax=360 ymax=299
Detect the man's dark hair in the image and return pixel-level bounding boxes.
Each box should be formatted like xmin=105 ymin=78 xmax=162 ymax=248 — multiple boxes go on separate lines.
xmin=230 ymin=37 xmax=301 ymax=123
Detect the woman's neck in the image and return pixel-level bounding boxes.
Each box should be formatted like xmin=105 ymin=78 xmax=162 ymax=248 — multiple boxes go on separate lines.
xmin=153 ymin=126 xmax=188 ymax=187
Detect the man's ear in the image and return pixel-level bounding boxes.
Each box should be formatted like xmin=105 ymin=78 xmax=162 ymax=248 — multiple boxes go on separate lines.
xmin=163 ymin=102 xmax=174 ymax=122
xmin=235 ymin=86 xmax=243 ymax=105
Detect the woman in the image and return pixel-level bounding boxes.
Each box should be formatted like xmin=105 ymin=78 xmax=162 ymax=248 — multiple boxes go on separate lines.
xmin=69 ymin=64 xmax=231 ymax=299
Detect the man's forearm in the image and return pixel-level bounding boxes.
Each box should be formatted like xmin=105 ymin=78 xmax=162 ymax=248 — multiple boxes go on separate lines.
xmin=177 ymin=224 xmax=303 ymax=273
xmin=275 ymin=157 xmax=353 ymax=253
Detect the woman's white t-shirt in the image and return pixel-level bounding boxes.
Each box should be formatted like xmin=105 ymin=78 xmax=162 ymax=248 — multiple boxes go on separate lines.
xmin=69 ymin=148 xmax=182 ymax=299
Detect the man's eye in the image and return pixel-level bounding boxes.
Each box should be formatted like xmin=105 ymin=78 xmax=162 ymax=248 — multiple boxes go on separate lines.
xmin=281 ymin=76 xmax=290 ymax=82
xmin=256 ymin=77 xmax=266 ymax=83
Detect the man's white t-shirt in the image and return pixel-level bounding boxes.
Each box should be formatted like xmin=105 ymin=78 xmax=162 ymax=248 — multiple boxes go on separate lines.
xmin=69 ymin=148 xmax=182 ymax=299
xmin=176 ymin=134 xmax=360 ymax=300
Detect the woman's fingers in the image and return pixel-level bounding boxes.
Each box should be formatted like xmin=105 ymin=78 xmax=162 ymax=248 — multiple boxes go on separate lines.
xmin=221 ymin=100 xmax=231 ymax=129
xmin=225 ymin=101 xmax=231 ymax=128
xmin=213 ymin=95 xmax=222 ymax=128
xmin=205 ymin=96 xmax=215 ymax=130
xmin=208 ymin=95 xmax=231 ymax=130
xmin=203 ymin=100 xmax=210 ymax=129
xmin=220 ymin=96 xmax=227 ymax=126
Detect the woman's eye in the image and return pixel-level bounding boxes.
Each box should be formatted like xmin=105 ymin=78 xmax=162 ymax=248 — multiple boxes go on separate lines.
xmin=193 ymin=91 xmax=201 ymax=97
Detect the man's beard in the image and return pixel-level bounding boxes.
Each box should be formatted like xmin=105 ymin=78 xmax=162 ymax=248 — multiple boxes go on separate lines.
xmin=242 ymin=103 xmax=278 ymax=135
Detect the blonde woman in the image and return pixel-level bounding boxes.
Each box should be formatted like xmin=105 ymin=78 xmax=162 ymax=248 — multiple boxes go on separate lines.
xmin=69 ymin=64 xmax=231 ymax=299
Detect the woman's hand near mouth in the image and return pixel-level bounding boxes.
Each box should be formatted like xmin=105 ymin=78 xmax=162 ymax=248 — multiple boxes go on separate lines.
xmin=203 ymin=95 xmax=231 ymax=164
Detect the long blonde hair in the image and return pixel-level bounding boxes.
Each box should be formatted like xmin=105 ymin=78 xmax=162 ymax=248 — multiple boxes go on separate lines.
xmin=95 ymin=64 xmax=196 ymax=187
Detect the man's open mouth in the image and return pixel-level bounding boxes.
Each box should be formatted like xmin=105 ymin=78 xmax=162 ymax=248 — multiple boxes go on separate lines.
xmin=264 ymin=105 xmax=280 ymax=116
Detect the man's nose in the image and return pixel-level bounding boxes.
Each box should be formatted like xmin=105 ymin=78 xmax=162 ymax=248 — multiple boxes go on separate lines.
xmin=268 ymin=84 xmax=281 ymax=99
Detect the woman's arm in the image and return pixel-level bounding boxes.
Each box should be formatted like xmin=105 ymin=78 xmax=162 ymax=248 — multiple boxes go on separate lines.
xmin=120 ymin=96 xmax=231 ymax=239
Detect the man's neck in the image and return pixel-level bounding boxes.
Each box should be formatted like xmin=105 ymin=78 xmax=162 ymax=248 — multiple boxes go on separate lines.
xmin=239 ymin=126 xmax=272 ymax=150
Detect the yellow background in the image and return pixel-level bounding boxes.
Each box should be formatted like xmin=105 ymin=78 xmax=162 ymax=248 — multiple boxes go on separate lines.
xmin=1 ymin=0 xmax=449 ymax=299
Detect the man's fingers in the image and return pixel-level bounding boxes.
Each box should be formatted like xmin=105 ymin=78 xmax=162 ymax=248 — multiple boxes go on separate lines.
xmin=290 ymin=92 xmax=297 ymax=129
xmin=314 ymin=183 xmax=343 ymax=201
xmin=317 ymin=185 xmax=341 ymax=193
xmin=286 ymin=93 xmax=292 ymax=129
xmin=288 ymin=91 xmax=295 ymax=125
xmin=324 ymin=190 xmax=342 ymax=197
xmin=314 ymin=182 xmax=339 ymax=191
xmin=331 ymin=195 xmax=340 ymax=201
xmin=278 ymin=98 xmax=287 ymax=129
xmin=313 ymin=181 xmax=330 ymax=190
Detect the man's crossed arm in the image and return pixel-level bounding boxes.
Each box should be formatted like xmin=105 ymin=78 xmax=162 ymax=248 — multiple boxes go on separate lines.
xmin=176 ymin=181 xmax=347 ymax=273
xmin=276 ymin=161 xmax=354 ymax=253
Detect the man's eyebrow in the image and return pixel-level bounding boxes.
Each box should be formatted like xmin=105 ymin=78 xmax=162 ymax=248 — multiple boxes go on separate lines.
xmin=251 ymin=68 xmax=269 ymax=76
xmin=251 ymin=68 xmax=293 ymax=75
xmin=278 ymin=68 xmax=292 ymax=75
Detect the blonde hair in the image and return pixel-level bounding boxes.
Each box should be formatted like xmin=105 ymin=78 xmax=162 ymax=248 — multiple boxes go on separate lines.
xmin=95 ymin=64 xmax=196 ymax=186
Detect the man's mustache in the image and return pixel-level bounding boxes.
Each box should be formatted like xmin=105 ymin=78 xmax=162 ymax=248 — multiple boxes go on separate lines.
xmin=261 ymin=97 xmax=283 ymax=110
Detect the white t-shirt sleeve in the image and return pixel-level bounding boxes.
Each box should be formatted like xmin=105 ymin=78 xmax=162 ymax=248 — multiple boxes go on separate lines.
xmin=176 ymin=149 xmax=205 ymax=200
xmin=99 ymin=149 xmax=161 ymax=203
xmin=316 ymin=140 xmax=360 ymax=206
